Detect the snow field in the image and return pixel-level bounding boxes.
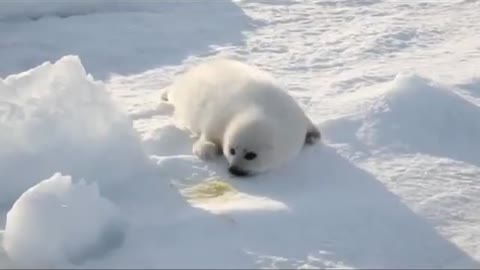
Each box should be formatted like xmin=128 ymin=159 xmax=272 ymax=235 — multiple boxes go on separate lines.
xmin=0 ymin=1 xmax=253 ymax=79
xmin=1 ymin=50 xmax=478 ymax=270
xmin=0 ymin=0 xmax=480 ymax=268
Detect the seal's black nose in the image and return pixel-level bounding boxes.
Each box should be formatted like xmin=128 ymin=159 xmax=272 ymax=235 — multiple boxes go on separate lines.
xmin=229 ymin=166 xmax=249 ymax=177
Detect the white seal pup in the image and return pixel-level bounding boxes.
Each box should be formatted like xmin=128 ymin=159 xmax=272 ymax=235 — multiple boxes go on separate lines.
xmin=162 ymin=58 xmax=321 ymax=176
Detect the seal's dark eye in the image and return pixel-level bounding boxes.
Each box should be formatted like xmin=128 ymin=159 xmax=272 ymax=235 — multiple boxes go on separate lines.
xmin=230 ymin=148 xmax=236 ymax=155
xmin=244 ymin=152 xmax=257 ymax=160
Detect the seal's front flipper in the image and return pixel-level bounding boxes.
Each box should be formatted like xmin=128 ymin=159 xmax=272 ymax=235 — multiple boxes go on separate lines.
xmin=193 ymin=137 xmax=221 ymax=160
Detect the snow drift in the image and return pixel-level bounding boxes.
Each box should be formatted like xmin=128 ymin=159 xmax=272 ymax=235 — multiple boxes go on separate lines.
xmin=358 ymin=73 xmax=480 ymax=166
xmin=2 ymin=173 xmax=125 ymax=268
xmin=0 ymin=55 xmax=147 ymax=205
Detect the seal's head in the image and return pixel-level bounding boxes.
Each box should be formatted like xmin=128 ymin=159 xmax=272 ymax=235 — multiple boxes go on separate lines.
xmin=223 ymin=112 xmax=276 ymax=177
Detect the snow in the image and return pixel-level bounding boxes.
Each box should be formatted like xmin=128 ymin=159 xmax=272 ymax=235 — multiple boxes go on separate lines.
xmin=0 ymin=1 xmax=253 ymax=79
xmin=0 ymin=55 xmax=147 ymax=205
xmin=358 ymin=73 xmax=480 ymax=166
xmin=1 ymin=0 xmax=480 ymax=269
xmin=3 ymin=173 xmax=124 ymax=268
xmin=180 ymin=177 xmax=288 ymax=214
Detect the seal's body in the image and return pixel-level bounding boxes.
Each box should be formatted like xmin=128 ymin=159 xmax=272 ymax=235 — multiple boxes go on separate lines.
xmin=163 ymin=58 xmax=320 ymax=176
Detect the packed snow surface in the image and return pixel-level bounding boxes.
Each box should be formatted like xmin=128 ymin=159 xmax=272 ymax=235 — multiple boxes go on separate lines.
xmin=1 ymin=0 xmax=480 ymax=269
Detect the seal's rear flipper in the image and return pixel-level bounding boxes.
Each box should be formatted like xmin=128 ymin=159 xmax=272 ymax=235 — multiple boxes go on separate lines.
xmin=160 ymin=86 xmax=170 ymax=102
xmin=305 ymin=123 xmax=321 ymax=145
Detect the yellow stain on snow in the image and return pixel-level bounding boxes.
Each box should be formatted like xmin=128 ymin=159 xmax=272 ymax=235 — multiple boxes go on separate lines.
xmin=180 ymin=177 xmax=288 ymax=215
xmin=181 ymin=177 xmax=237 ymax=203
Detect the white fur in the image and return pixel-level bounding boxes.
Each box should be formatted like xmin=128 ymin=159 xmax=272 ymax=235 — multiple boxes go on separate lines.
xmin=164 ymin=58 xmax=320 ymax=175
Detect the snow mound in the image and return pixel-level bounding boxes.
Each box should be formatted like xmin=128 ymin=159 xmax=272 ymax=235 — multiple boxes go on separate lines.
xmin=359 ymin=73 xmax=480 ymax=165
xmin=2 ymin=173 xmax=125 ymax=268
xmin=0 ymin=55 xmax=146 ymax=204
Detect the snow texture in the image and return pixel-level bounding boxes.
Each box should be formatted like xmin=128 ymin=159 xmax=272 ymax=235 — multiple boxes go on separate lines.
xmin=1 ymin=0 xmax=480 ymax=269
